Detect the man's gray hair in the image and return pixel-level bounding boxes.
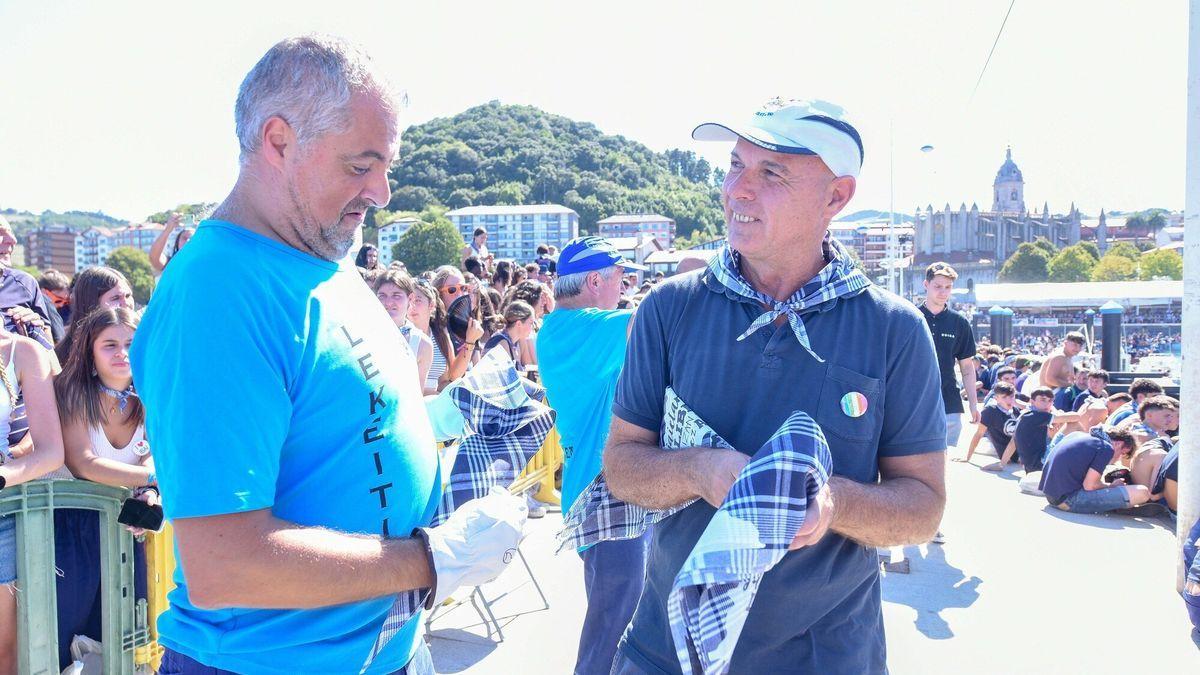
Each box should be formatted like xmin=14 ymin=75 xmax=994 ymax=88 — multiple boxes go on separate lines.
xmin=554 ymin=265 xmax=619 ymax=300
xmin=234 ymin=35 xmax=404 ymax=164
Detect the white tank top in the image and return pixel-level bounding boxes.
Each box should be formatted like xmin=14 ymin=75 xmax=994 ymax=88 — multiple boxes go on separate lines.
xmin=0 ymin=342 xmax=17 ymax=459
xmin=45 ymin=422 xmax=147 ymax=480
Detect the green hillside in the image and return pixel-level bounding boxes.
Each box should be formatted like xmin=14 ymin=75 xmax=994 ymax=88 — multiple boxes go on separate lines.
xmin=387 ymin=102 xmax=724 ymax=245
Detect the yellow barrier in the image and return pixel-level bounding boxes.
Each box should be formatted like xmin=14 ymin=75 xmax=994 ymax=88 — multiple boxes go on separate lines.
xmin=138 ymin=523 xmax=177 ymax=670
xmin=510 ymin=425 xmax=564 ymax=505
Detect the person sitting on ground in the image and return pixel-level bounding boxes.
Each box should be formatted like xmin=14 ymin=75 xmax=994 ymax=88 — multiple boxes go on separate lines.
xmin=372 ymin=270 xmax=433 ymax=390
xmin=354 ymin=243 xmax=380 ymax=271
xmin=50 ymin=307 xmax=155 ymax=670
xmin=54 ymin=266 xmax=135 ymax=365
xmin=1054 ymin=366 xmax=1088 ymax=411
xmin=1113 ymin=394 xmax=1179 ymax=444
xmin=1105 ymin=392 xmax=1132 ymax=417
xmin=0 ymin=319 xmax=66 ymax=675
xmin=37 ymin=268 xmax=72 ymax=327
xmin=148 ymin=212 xmax=196 ymax=275
xmin=407 ymin=280 xmax=454 ymax=395
xmin=1128 ymin=433 xmax=1171 ymax=501
xmin=958 ymin=381 xmax=1019 ymax=463
xmin=483 ymin=301 xmax=535 ymax=372
xmin=1071 ymin=369 xmax=1109 ymax=411
xmin=1150 ymin=440 xmax=1179 ymax=512
xmin=1040 ymin=331 xmax=1086 ymax=391
xmin=989 ymin=386 xmax=1081 ymax=473
xmin=983 ymin=366 xmax=1025 ymax=408
xmin=1038 ymin=427 xmax=1150 ymax=514
xmin=1106 ymin=378 xmax=1165 ymax=427
xmin=1013 ymin=355 xmax=1032 ymax=390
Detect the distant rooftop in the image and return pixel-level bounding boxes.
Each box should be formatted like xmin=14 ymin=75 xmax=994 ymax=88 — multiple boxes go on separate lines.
xmin=445 ymin=204 xmax=577 ymax=217
xmin=597 ymin=214 xmax=674 ymax=225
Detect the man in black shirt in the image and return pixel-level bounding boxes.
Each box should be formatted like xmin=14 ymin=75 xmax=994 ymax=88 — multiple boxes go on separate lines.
xmin=990 ymin=387 xmax=1081 ymax=473
xmin=919 ymin=262 xmax=977 ymax=545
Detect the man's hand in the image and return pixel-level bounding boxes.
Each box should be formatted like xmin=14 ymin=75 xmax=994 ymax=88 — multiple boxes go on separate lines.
xmin=968 ymin=405 xmax=981 ymax=425
xmin=6 ymin=307 xmax=45 ymax=332
xmin=691 ymin=447 xmax=749 ymax=508
xmin=789 ymin=483 xmax=833 ymax=549
xmin=423 ymin=487 xmax=527 ymax=606
xmin=950 ymin=456 xmax=970 ymax=463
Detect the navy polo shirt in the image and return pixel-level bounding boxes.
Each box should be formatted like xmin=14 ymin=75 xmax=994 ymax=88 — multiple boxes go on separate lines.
xmin=612 ymin=269 xmax=946 ymax=674
xmin=1038 ymin=432 xmax=1113 ymax=504
xmin=919 ymin=304 xmax=976 ymax=414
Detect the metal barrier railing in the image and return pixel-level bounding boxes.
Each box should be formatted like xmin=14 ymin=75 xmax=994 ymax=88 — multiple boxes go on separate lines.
xmin=0 ymin=480 xmax=152 ymax=674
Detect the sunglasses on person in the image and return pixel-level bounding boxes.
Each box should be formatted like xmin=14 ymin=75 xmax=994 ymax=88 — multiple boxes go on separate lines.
xmin=441 ymin=283 xmax=476 ymax=296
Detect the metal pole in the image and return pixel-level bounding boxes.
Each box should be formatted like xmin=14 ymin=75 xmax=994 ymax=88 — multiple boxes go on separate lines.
xmin=889 ymin=119 xmax=897 ymax=294
xmin=1179 ymin=0 xmax=1200 ymax=593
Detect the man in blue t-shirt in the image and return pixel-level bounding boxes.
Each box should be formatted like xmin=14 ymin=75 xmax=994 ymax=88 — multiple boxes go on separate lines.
xmin=130 ymin=37 xmax=524 ymax=675
xmin=604 ymin=99 xmax=947 ymax=674
xmin=1038 ymin=428 xmax=1150 ymax=514
xmin=1071 ymin=369 xmax=1109 ymax=412
xmin=1105 ymin=378 xmax=1164 ymax=427
xmin=539 ymin=236 xmax=646 ymax=675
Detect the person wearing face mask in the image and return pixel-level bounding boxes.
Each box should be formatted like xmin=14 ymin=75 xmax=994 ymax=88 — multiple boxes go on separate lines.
xmin=48 ymin=308 xmax=155 ymax=670
xmin=371 ymin=270 xmax=433 ymax=391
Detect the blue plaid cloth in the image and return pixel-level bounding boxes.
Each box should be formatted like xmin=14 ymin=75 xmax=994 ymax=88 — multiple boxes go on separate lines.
xmin=559 ymin=389 xmax=832 ymax=674
xmin=361 ymin=349 xmax=553 ymax=673
xmin=706 ymin=236 xmax=871 ymax=362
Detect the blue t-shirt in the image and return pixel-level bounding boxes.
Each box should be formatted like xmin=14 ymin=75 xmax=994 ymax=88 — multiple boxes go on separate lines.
xmin=1038 ymin=431 xmax=1112 ymax=504
xmin=1053 ymin=384 xmax=1082 ymax=412
xmin=1072 ymin=388 xmax=1106 ymax=412
xmin=1105 ymin=401 xmax=1136 ymax=427
xmin=537 ymin=307 xmax=633 ymax=512
xmin=613 ymin=271 xmax=946 ymax=674
xmin=1013 ymin=408 xmax=1053 ymax=470
xmin=130 ymin=221 xmax=440 ymax=674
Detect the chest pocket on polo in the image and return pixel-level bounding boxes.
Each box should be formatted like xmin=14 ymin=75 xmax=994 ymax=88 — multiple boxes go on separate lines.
xmin=815 ymin=365 xmax=883 ymax=442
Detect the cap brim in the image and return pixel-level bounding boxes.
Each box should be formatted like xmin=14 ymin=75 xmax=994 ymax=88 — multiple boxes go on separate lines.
xmin=691 ymin=122 xmax=818 ymax=156
xmin=617 ymin=260 xmax=649 ymax=271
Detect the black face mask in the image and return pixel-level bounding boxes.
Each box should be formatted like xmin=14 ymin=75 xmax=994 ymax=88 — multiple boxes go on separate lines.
xmin=447 ymin=295 xmax=474 ymax=342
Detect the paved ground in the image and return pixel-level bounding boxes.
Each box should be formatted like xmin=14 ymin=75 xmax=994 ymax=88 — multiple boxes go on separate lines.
xmin=426 ymin=421 xmax=1198 ymax=673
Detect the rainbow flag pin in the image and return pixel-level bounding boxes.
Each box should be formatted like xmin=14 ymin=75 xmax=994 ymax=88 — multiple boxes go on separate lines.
xmin=841 ymin=392 xmax=868 ymax=418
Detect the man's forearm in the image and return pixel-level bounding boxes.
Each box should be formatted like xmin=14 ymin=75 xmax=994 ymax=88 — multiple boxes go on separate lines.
xmin=179 ymin=516 xmax=434 ymax=610
xmin=604 ymin=440 xmax=704 ymax=510
xmin=828 ymin=475 xmax=944 ymax=548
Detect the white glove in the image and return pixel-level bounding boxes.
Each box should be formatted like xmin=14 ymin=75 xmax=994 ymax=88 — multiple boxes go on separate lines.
xmin=420 ymin=486 xmax=527 ymax=606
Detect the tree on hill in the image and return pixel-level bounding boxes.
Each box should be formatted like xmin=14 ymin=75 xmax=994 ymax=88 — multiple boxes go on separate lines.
xmin=392 ymin=207 xmax=461 ymax=273
xmin=1106 ymin=242 xmax=1141 ymax=261
xmin=998 ymin=242 xmax=1050 ymax=282
xmin=1139 ymin=249 xmax=1182 ymax=280
xmin=1047 ymin=245 xmax=1095 ymax=283
xmin=105 ymin=247 xmax=156 ymax=305
xmin=387 ymin=102 xmax=723 ymax=241
xmin=1090 ymin=254 xmax=1137 ymax=282
xmin=1077 ymin=241 xmax=1100 ymax=260
xmin=146 ymin=203 xmax=216 ymax=224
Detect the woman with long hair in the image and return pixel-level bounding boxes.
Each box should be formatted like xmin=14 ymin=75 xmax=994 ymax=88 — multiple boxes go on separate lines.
xmin=148 ymin=212 xmax=196 ymax=275
xmin=0 ymin=322 xmax=66 ymax=675
xmin=408 ymin=280 xmax=453 ymax=395
xmin=54 ymin=267 xmax=134 ymax=364
xmin=371 ymin=270 xmax=433 ymax=391
xmin=491 ymin=260 xmax=513 ymax=296
xmin=355 ymin=243 xmax=380 ymax=271
xmin=483 ymin=301 xmax=535 ymax=372
xmin=432 ymin=266 xmax=484 ymax=382
xmin=51 ymin=307 xmax=154 ymax=670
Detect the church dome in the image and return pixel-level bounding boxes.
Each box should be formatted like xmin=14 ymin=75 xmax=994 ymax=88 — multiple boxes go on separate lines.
xmin=994 ymin=146 xmax=1023 ymax=184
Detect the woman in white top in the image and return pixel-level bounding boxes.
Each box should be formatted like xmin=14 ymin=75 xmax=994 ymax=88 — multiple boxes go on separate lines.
xmin=408 ymin=280 xmax=453 ymax=395
xmin=0 ymin=323 xmax=66 ymax=675
xmin=371 ymin=270 xmax=433 ymax=393
xmin=52 ymin=307 xmax=154 ymax=669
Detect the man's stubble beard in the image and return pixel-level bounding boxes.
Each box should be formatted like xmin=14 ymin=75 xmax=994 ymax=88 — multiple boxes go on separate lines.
xmin=286 ymin=178 xmax=357 ymax=261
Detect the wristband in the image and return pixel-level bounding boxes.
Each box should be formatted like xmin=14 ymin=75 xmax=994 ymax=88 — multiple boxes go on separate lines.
xmin=410 ymin=528 xmax=438 ymax=610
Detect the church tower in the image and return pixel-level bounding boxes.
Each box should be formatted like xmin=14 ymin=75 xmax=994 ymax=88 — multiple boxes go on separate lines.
xmin=991 ymin=146 xmax=1025 ymax=214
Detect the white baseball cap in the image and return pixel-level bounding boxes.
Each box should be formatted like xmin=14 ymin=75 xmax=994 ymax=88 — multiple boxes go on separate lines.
xmin=693 ymin=98 xmax=864 ymax=178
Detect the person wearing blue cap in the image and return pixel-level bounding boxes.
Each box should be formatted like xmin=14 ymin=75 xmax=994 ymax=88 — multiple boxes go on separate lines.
xmin=603 ymin=98 xmax=948 ymax=673
xmin=538 ymin=235 xmax=648 ymax=675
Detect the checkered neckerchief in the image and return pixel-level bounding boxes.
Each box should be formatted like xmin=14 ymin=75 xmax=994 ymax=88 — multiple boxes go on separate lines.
xmin=558 ymin=389 xmax=832 ymax=675
xmin=706 ymin=236 xmax=871 ymax=362
xmin=361 ymin=350 xmax=553 ymax=673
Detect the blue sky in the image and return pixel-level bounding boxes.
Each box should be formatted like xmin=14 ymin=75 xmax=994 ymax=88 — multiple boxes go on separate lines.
xmin=0 ymin=0 xmax=1187 ymax=221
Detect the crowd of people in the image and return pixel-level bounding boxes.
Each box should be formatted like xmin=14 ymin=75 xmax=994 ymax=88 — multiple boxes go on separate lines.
xmin=0 ymin=211 xmax=166 ymax=672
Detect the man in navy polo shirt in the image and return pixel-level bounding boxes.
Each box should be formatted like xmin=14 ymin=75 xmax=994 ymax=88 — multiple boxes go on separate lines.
xmin=603 ymin=98 xmax=946 ymax=674
xmin=1039 ymin=427 xmax=1151 ymax=514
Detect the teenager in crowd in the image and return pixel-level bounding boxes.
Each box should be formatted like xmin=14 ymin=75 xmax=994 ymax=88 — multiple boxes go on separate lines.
xmin=149 ymin=213 xmax=196 ymax=275
xmin=408 ymin=280 xmax=453 ymax=395
xmin=355 ymin=243 xmax=380 ymax=271
xmin=1071 ymin=369 xmax=1110 ymax=412
xmin=1053 ymin=366 xmax=1088 ymax=412
xmin=491 ymin=260 xmax=513 ymax=297
xmin=483 ymin=301 xmax=535 ymax=372
xmin=1039 ymin=427 xmax=1151 ymax=514
xmin=372 ymin=271 xmax=433 ymax=391
xmin=51 ymin=307 xmax=155 ymax=669
xmin=1107 ymin=378 xmax=1165 ymax=427
xmin=0 ymin=321 xmax=65 ymax=675
xmin=957 ymin=381 xmax=1019 ymax=463
xmin=988 ymin=387 xmax=1080 ymax=473
xmin=433 ymin=266 xmax=485 ymax=375
xmin=55 ymin=267 xmax=135 ymax=364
